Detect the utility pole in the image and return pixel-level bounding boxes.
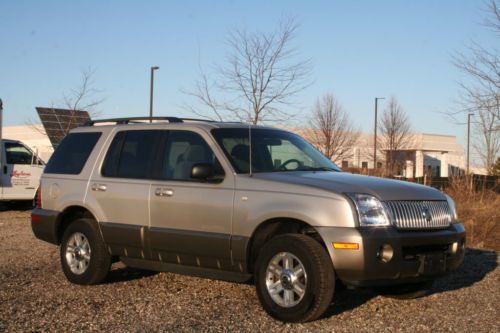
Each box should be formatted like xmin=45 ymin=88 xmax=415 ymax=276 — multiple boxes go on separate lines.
xmin=0 ymin=99 xmax=3 ymax=167
xmin=373 ymin=97 xmax=385 ymax=170
xmin=0 ymin=98 xmax=3 ymax=142
xmin=467 ymin=113 xmax=473 ymax=174
xmin=149 ymin=66 xmax=159 ymax=122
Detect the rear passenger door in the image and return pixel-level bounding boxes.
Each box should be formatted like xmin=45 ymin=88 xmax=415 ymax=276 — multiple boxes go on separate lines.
xmin=148 ymin=130 xmax=236 ymax=271
xmin=87 ymin=130 xmax=163 ymax=259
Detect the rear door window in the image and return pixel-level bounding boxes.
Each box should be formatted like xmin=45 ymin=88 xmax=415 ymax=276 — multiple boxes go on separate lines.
xmin=101 ymin=130 xmax=163 ymax=179
xmin=45 ymin=132 xmax=101 ymax=174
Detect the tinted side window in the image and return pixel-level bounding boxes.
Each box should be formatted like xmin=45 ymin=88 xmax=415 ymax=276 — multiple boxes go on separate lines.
xmin=162 ymin=131 xmax=224 ymax=181
xmin=45 ymin=132 xmax=101 ymax=174
xmin=5 ymin=142 xmax=33 ymax=165
xmin=102 ymin=130 xmax=163 ymax=179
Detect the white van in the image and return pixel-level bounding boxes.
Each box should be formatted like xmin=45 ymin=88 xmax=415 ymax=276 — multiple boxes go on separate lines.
xmin=1 ymin=139 xmax=44 ymax=201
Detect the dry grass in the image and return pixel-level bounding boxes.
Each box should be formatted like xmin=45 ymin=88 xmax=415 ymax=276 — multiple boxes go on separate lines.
xmin=445 ymin=176 xmax=500 ymax=250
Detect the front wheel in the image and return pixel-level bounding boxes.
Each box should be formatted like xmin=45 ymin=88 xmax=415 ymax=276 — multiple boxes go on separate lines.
xmin=255 ymin=234 xmax=335 ymax=323
xmin=60 ymin=218 xmax=111 ymax=285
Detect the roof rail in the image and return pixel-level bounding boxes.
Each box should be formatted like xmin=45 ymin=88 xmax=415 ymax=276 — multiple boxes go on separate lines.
xmin=83 ymin=116 xmax=216 ymax=126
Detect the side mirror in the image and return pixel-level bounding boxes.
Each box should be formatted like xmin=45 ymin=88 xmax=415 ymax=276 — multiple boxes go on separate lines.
xmin=191 ymin=163 xmax=215 ymax=181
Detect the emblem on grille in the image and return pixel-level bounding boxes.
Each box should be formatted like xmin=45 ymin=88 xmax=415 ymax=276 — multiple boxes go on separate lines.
xmin=422 ymin=206 xmax=432 ymax=223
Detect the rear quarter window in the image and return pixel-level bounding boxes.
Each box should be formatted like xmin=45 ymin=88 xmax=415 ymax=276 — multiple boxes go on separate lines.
xmin=44 ymin=132 xmax=102 ymax=174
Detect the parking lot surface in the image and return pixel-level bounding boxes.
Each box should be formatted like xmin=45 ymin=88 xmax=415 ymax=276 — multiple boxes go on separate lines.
xmin=0 ymin=209 xmax=498 ymax=332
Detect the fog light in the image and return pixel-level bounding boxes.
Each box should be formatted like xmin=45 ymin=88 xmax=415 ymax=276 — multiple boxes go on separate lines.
xmin=450 ymin=242 xmax=459 ymax=254
xmin=377 ymin=244 xmax=394 ymax=263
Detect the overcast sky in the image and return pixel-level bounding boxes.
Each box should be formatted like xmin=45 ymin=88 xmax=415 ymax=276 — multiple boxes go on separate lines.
xmin=0 ymin=0 xmax=497 ymax=149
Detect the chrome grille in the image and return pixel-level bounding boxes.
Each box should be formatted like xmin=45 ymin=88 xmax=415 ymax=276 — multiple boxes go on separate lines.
xmin=384 ymin=201 xmax=451 ymax=230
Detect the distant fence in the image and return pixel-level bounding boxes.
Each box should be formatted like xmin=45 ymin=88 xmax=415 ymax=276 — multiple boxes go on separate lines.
xmin=410 ymin=176 xmax=498 ymax=192
xmin=344 ymin=167 xmax=499 ymax=192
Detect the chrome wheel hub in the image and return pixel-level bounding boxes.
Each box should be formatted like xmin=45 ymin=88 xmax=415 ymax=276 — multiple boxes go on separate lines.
xmin=265 ymin=252 xmax=307 ymax=308
xmin=65 ymin=232 xmax=91 ymax=275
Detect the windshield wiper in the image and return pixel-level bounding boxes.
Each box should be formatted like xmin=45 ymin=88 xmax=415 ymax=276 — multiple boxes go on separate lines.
xmin=297 ymin=166 xmax=338 ymax=172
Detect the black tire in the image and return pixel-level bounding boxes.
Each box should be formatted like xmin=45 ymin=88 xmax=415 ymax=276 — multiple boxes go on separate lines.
xmin=60 ymin=218 xmax=111 ymax=285
xmin=376 ymin=280 xmax=434 ymax=299
xmin=255 ymin=234 xmax=335 ymax=323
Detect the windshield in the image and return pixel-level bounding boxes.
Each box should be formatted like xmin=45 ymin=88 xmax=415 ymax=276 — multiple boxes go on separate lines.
xmin=212 ymin=128 xmax=341 ymax=174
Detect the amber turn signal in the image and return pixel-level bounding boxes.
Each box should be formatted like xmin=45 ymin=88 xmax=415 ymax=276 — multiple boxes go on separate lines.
xmin=332 ymin=242 xmax=359 ymax=250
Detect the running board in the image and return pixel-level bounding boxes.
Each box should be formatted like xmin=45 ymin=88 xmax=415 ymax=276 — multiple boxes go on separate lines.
xmin=120 ymin=257 xmax=252 ymax=283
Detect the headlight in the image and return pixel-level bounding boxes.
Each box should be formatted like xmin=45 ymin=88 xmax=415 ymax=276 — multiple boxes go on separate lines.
xmin=445 ymin=194 xmax=458 ymax=222
xmin=348 ymin=193 xmax=390 ymax=227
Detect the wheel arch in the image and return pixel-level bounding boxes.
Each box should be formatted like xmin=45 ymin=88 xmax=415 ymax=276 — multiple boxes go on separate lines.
xmin=245 ymin=217 xmax=328 ymax=274
xmin=56 ymin=205 xmax=98 ymax=243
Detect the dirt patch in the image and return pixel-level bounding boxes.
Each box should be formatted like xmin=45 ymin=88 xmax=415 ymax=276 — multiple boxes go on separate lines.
xmin=0 ymin=211 xmax=499 ymax=332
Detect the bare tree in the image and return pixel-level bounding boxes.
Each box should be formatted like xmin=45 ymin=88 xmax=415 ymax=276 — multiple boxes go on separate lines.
xmin=27 ymin=68 xmax=104 ymax=135
xmin=378 ymin=97 xmax=412 ymax=172
xmin=453 ymin=0 xmax=500 ymax=173
xmin=183 ymin=18 xmax=311 ymax=124
xmin=61 ymin=67 xmax=104 ymax=115
xmin=472 ymin=92 xmax=500 ymax=173
xmin=306 ymin=93 xmax=360 ymax=163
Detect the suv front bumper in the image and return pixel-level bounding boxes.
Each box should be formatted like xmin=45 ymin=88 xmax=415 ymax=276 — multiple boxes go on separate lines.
xmin=317 ymin=224 xmax=466 ymax=287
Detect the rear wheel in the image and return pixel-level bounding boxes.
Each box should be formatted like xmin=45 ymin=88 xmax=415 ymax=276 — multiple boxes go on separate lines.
xmin=60 ymin=218 xmax=111 ymax=285
xmin=255 ymin=234 xmax=334 ymax=323
xmin=376 ymin=281 xmax=434 ymax=299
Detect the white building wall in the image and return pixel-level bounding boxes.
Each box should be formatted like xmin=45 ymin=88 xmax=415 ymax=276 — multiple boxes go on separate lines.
xmin=296 ymin=128 xmax=465 ymax=177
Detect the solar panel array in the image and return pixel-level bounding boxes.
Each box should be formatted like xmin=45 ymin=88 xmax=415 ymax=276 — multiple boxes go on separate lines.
xmin=36 ymin=107 xmax=91 ymax=147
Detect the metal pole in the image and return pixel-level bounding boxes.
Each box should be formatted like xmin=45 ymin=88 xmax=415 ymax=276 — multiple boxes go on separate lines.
xmin=0 ymin=98 xmax=3 ymax=142
xmin=373 ymin=97 xmax=384 ymax=170
xmin=149 ymin=66 xmax=159 ymax=122
xmin=0 ymin=99 xmax=3 ymax=171
xmin=467 ymin=113 xmax=472 ymax=174
xmin=374 ymin=98 xmax=378 ymax=169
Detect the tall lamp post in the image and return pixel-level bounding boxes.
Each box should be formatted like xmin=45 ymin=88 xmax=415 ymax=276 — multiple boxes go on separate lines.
xmin=149 ymin=66 xmax=160 ymax=122
xmin=373 ymin=97 xmax=385 ymax=170
xmin=467 ymin=113 xmax=474 ymax=174
xmin=0 ymin=99 xmax=3 ymax=162
xmin=0 ymin=98 xmax=3 ymax=142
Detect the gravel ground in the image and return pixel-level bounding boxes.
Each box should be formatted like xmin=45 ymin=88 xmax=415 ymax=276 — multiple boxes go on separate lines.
xmin=0 ymin=209 xmax=499 ymax=333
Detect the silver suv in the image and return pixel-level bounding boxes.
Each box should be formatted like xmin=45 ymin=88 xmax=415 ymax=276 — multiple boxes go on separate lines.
xmin=31 ymin=117 xmax=465 ymax=322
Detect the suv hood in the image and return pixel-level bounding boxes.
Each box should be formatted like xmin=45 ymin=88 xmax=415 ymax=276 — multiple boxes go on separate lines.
xmin=255 ymin=171 xmax=446 ymax=201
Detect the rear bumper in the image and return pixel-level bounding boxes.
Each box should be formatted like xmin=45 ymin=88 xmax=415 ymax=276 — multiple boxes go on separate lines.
xmin=317 ymin=224 xmax=466 ymax=287
xmin=31 ymin=208 xmax=61 ymax=245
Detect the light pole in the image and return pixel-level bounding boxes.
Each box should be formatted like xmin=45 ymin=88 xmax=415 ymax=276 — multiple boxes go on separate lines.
xmin=467 ymin=113 xmax=473 ymax=174
xmin=0 ymin=99 xmax=3 ymax=161
xmin=373 ymin=97 xmax=385 ymax=170
xmin=0 ymin=98 xmax=3 ymax=142
xmin=149 ymin=66 xmax=159 ymax=122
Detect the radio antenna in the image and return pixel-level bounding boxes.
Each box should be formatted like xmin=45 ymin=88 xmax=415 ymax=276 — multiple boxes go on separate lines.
xmin=248 ymin=122 xmax=253 ymax=177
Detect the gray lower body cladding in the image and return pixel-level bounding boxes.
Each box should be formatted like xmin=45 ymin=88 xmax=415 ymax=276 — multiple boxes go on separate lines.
xmin=32 ymin=208 xmax=466 ymax=286
xmin=317 ymin=224 xmax=466 ymax=287
xmin=99 ymin=222 xmax=247 ymax=274
xmin=31 ymin=208 xmax=60 ymax=244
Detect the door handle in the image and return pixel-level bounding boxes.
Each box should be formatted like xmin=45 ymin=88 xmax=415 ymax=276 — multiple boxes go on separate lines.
xmin=3 ymin=165 xmax=6 ymax=174
xmin=155 ymin=187 xmax=174 ymax=197
xmin=91 ymin=183 xmax=107 ymax=192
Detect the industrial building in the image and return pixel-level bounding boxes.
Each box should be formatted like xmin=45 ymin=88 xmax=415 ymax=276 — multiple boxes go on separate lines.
xmin=298 ymin=130 xmax=466 ymax=178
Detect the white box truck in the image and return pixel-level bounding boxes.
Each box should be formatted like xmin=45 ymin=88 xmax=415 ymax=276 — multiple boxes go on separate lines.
xmin=0 ymin=99 xmax=44 ymax=202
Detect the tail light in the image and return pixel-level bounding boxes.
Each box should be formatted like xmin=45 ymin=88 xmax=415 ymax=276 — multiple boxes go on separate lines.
xmin=35 ymin=188 xmax=42 ymax=208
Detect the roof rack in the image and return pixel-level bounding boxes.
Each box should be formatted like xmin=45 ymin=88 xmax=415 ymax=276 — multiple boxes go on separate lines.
xmin=83 ymin=116 xmax=216 ymax=126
